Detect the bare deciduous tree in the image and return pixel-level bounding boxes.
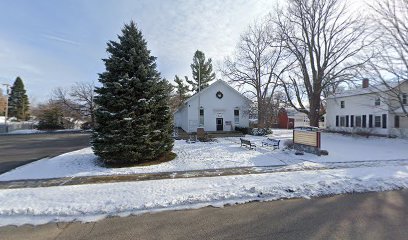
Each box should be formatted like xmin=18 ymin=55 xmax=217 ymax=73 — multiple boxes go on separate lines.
xmin=221 ymin=20 xmax=291 ymax=127
xmin=0 ymin=89 xmax=7 ymax=116
xmin=52 ymin=82 xmax=96 ymax=128
xmin=365 ymin=0 xmax=408 ymax=117
xmin=275 ymin=0 xmax=371 ymax=126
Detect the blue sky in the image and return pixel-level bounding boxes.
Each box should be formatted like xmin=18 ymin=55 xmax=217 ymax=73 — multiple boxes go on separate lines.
xmin=0 ymin=0 xmax=276 ymax=104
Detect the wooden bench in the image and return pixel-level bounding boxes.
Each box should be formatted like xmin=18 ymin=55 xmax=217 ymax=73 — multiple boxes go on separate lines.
xmin=262 ymin=138 xmax=280 ymax=149
xmin=240 ymin=138 xmax=256 ymax=150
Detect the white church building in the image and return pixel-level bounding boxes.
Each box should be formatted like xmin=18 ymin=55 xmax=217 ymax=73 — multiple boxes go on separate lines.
xmin=174 ymin=80 xmax=252 ymax=133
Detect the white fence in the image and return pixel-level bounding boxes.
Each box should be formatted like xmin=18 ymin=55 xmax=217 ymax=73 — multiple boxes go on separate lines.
xmin=0 ymin=122 xmax=35 ymax=133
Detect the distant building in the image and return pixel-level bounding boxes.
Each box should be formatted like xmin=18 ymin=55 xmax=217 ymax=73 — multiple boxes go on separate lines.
xmin=174 ymin=80 xmax=252 ymax=133
xmin=280 ymin=109 xmax=325 ymax=129
xmin=326 ymin=79 xmax=408 ymax=137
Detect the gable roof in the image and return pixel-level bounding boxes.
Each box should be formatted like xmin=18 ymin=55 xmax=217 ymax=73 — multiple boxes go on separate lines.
xmin=327 ymin=80 xmax=407 ymax=99
xmin=175 ymin=80 xmax=252 ymax=112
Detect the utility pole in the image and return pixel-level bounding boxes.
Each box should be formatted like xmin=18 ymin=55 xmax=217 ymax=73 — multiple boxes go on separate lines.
xmin=197 ymin=61 xmax=201 ymax=128
xmin=2 ymin=83 xmax=10 ymax=133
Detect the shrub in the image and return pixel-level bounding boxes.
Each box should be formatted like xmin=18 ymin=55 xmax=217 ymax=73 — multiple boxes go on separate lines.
xmin=235 ymin=126 xmax=250 ymax=135
xmin=37 ymin=106 xmax=64 ymax=130
xmin=250 ymin=128 xmax=273 ymax=136
xmin=283 ymin=139 xmax=294 ymax=149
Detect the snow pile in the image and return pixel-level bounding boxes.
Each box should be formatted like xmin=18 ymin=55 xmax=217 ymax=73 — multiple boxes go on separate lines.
xmin=1 ymin=165 xmax=408 ymax=226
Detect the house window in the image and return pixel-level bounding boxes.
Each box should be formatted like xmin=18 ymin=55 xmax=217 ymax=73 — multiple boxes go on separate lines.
xmin=340 ymin=101 xmax=345 ymax=108
xmin=346 ymin=115 xmax=349 ymax=127
xmin=336 ymin=115 xmax=339 ymax=127
xmin=369 ymin=115 xmax=373 ymax=128
xmin=362 ymin=115 xmax=367 ymax=128
xmin=375 ymin=98 xmax=381 ymax=106
xmin=350 ymin=115 xmax=354 ymax=127
xmin=395 ymin=115 xmax=400 ymax=128
xmin=199 ymin=108 xmax=204 ymax=126
xmin=374 ymin=116 xmax=381 ymax=128
xmin=403 ymin=93 xmax=407 ymax=105
xmin=340 ymin=116 xmax=346 ymax=127
xmin=234 ymin=109 xmax=239 ymax=124
xmin=356 ymin=116 xmax=362 ymax=127
xmin=382 ymin=114 xmax=387 ymax=128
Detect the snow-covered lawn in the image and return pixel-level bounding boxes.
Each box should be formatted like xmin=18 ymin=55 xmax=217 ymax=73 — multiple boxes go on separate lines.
xmin=1 ymin=129 xmax=408 ymax=226
xmin=1 ymin=129 xmax=407 ymax=181
xmin=1 ymin=165 xmax=408 ymax=226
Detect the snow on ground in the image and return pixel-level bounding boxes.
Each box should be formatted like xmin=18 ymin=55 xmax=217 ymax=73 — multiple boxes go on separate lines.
xmin=0 ymin=139 xmax=285 ymax=181
xmin=243 ymin=131 xmax=408 ymax=163
xmin=1 ymin=129 xmax=407 ymax=181
xmin=6 ymin=129 xmax=45 ymax=134
xmin=1 ymin=164 xmax=408 ymax=226
xmin=5 ymin=129 xmax=83 ymax=135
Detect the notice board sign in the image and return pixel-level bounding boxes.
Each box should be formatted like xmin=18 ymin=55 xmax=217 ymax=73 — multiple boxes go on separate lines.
xmin=293 ymin=130 xmax=321 ymax=148
xmin=293 ymin=127 xmax=322 ymax=155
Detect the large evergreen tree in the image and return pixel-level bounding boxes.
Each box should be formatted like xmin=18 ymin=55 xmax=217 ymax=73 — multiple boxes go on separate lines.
xmin=186 ymin=50 xmax=216 ymax=92
xmin=173 ymin=75 xmax=190 ymax=105
xmin=92 ymin=21 xmax=174 ymax=165
xmin=8 ymin=77 xmax=30 ymax=120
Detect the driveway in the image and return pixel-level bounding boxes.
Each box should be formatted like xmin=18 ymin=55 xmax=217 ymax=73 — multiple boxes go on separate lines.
xmin=0 ymin=133 xmax=91 ymax=174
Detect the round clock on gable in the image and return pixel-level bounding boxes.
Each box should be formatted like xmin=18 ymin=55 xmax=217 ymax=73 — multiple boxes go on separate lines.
xmin=216 ymin=91 xmax=224 ymax=99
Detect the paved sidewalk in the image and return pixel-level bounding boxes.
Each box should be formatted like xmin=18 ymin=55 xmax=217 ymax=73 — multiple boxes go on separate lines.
xmin=1 ymin=158 xmax=408 ymax=189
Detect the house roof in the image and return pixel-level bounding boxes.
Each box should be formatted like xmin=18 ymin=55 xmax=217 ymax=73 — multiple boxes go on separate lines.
xmin=326 ymin=80 xmax=406 ymax=99
xmin=175 ymin=80 xmax=252 ymax=112
xmin=394 ymin=107 xmax=408 ymax=114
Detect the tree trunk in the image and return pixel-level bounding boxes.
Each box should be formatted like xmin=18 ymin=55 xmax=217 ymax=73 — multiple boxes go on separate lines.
xmin=90 ymin=110 xmax=95 ymax=129
xmin=257 ymin=100 xmax=265 ymax=128
xmin=308 ymin=93 xmax=321 ymax=127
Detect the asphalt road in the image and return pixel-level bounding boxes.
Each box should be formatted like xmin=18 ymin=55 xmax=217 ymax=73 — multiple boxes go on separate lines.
xmin=0 ymin=133 xmax=91 ymax=174
xmin=1 ymin=189 xmax=408 ymax=240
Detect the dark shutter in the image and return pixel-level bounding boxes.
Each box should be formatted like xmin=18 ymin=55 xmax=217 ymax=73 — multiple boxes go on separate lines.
xmin=350 ymin=115 xmax=354 ymax=127
xmin=346 ymin=115 xmax=349 ymax=127
xmin=362 ymin=115 xmax=367 ymax=128
xmin=369 ymin=115 xmax=373 ymax=128
xmin=336 ymin=116 xmax=339 ymax=127
xmin=382 ymin=114 xmax=387 ymax=128
xmin=395 ymin=116 xmax=400 ymax=128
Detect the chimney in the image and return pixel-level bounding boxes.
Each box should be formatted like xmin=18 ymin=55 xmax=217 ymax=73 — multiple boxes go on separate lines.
xmin=362 ymin=78 xmax=369 ymax=88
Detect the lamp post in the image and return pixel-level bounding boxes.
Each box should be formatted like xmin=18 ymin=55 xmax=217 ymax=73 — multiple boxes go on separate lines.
xmin=2 ymin=83 xmax=10 ymax=133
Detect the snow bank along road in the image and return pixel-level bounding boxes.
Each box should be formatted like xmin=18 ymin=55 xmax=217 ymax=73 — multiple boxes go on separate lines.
xmin=0 ymin=133 xmax=90 ymax=174
xmin=1 ymin=164 xmax=408 ymax=227
xmin=1 ymin=189 xmax=408 ymax=240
